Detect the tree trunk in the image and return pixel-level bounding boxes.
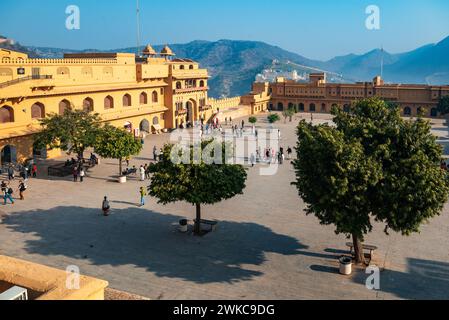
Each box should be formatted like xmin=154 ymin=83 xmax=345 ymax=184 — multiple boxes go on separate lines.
xmin=352 ymin=234 xmax=366 ymax=265
xmin=119 ymin=157 xmax=123 ymax=176
xmin=194 ymin=203 xmax=201 ymax=235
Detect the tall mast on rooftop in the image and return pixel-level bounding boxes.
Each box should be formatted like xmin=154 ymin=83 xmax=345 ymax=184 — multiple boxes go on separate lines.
xmin=136 ymin=0 xmax=141 ymax=57
xmin=380 ymin=46 xmax=384 ymax=78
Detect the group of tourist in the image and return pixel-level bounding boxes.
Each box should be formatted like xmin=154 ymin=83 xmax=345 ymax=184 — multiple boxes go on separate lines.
xmin=1 ymin=163 xmax=38 ymax=181
xmin=1 ymin=179 xmax=28 ymax=205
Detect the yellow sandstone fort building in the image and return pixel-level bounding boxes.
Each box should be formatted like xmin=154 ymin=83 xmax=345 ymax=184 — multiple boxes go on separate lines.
xmin=1 ymin=45 xmax=449 ymax=165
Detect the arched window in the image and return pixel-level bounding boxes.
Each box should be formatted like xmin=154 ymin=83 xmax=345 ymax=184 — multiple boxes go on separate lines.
xmin=58 ymin=99 xmax=71 ymax=115
xmin=123 ymin=94 xmax=132 ymax=107
xmin=152 ymin=116 xmax=159 ymax=125
xmin=404 ymin=107 xmax=412 ymax=116
xmin=31 ymin=102 xmax=45 ymax=119
xmin=199 ymin=80 xmax=205 ymax=87
xmin=140 ymin=92 xmax=148 ymax=105
xmin=176 ymin=81 xmax=182 ymax=89
xmin=310 ymin=103 xmax=316 ymax=112
xmin=104 ymin=96 xmax=114 ymax=110
xmin=103 ymin=67 xmax=113 ymax=77
xmin=277 ymin=102 xmax=284 ymax=111
xmin=57 ymin=67 xmax=70 ymax=77
xmin=81 ymin=67 xmax=93 ymax=77
xmin=0 ymin=68 xmax=13 ymax=78
xmin=0 ymin=106 xmax=14 ymax=123
xmin=180 ymin=65 xmax=185 ymax=70
xmin=299 ymin=103 xmax=305 ymax=112
xmin=189 ymin=65 xmax=194 ymax=70
xmin=152 ymin=91 xmax=158 ymax=103
xmin=83 ymin=98 xmax=94 ymax=112
xmin=431 ymin=108 xmax=438 ymax=117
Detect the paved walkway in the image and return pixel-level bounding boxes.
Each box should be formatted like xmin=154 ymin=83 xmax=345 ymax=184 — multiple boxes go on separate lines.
xmin=1 ymin=113 xmax=449 ymax=300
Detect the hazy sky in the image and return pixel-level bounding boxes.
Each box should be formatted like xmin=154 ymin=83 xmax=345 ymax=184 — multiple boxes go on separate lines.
xmin=1 ymin=0 xmax=449 ymax=60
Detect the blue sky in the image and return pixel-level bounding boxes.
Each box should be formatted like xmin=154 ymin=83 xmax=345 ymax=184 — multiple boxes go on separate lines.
xmin=1 ymin=0 xmax=449 ymax=60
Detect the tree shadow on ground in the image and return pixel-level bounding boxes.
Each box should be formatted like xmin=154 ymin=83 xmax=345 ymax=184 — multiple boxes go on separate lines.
xmin=352 ymin=258 xmax=449 ymax=299
xmin=3 ymin=206 xmax=307 ymax=284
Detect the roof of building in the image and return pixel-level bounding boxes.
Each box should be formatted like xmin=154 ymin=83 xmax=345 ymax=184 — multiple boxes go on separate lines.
xmin=142 ymin=44 xmax=157 ymax=56
xmin=172 ymin=58 xmax=194 ymax=63
xmin=160 ymin=45 xmax=175 ymax=56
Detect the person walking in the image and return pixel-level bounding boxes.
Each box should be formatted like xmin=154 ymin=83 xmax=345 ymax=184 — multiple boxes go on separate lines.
xmin=139 ymin=187 xmax=147 ymax=207
xmin=102 ymin=196 xmax=110 ymax=216
xmin=125 ymin=156 xmax=130 ymax=167
xmin=152 ymin=146 xmax=157 ymax=161
xmin=31 ymin=164 xmax=38 ymax=178
xmin=73 ymin=166 xmax=78 ymax=182
xmin=287 ymin=147 xmax=293 ymax=160
xmin=79 ymin=167 xmax=85 ymax=182
xmin=7 ymin=165 xmax=14 ymax=181
xmin=139 ymin=165 xmax=145 ymax=181
xmin=18 ymin=180 xmax=27 ymax=200
xmin=3 ymin=183 xmax=14 ymax=205
xmin=250 ymin=153 xmax=256 ymax=167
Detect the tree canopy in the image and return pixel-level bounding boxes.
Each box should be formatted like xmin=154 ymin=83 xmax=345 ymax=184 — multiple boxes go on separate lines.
xmin=249 ymin=116 xmax=258 ymax=124
xmin=94 ymin=125 xmax=142 ymax=175
xmin=292 ymin=98 xmax=449 ymax=264
xmin=148 ymin=139 xmax=247 ymax=234
xmin=267 ymin=113 xmax=281 ymax=124
xmin=437 ymin=95 xmax=449 ymax=115
xmin=33 ymin=107 xmax=101 ymax=158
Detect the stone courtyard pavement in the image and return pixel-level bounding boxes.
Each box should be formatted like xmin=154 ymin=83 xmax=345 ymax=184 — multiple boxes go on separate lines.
xmin=1 ymin=113 xmax=449 ymax=300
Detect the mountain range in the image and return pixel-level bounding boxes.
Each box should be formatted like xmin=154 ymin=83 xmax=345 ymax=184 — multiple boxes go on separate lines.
xmin=2 ymin=35 xmax=449 ymax=98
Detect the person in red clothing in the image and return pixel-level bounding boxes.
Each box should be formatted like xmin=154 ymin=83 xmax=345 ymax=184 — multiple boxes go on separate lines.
xmin=31 ymin=164 xmax=38 ymax=178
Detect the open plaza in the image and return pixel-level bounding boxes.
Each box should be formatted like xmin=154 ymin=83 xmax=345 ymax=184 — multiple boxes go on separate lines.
xmin=1 ymin=112 xmax=449 ymax=300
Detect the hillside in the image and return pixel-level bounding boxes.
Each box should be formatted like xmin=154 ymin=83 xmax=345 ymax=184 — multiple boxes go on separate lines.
xmin=2 ymin=36 xmax=449 ymax=97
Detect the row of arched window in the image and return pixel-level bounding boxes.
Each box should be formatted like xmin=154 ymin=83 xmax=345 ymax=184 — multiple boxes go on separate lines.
xmin=275 ymin=102 xmax=441 ymax=116
xmin=0 ymin=90 xmax=163 ymax=123
xmin=178 ymin=65 xmax=195 ymax=70
xmin=175 ymin=80 xmax=205 ymax=90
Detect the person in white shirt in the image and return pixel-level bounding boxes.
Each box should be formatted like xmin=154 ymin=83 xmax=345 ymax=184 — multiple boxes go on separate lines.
xmin=139 ymin=165 xmax=145 ymax=181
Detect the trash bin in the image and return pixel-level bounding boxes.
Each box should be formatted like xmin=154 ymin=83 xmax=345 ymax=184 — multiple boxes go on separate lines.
xmin=339 ymin=256 xmax=352 ymax=275
xmin=179 ymin=219 xmax=188 ymax=233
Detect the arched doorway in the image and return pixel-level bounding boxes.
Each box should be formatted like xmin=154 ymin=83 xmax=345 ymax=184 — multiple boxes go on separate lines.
xmin=0 ymin=106 xmax=14 ymax=123
xmin=404 ymin=107 xmax=412 ymax=116
xmin=298 ymin=103 xmax=305 ymax=112
xmin=59 ymin=99 xmax=71 ymax=115
xmin=186 ymin=100 xmax=196 ymax=124
xmin=139 ymin=119 xmax=150 ymax=133
xmin=431 ymin=108 xmax=438 ymax=118
xmin=31 ymin=102 xmax=45 ymax=119
xmin=309 ymin=103 xmax=316 ymax=112
xmin=83 ymin=98 xmax=94 ymax=113
xmin=1 ymin=145 xmax=17 ymax=165
xmin=277 ymin=102 xmax=284 ymax=111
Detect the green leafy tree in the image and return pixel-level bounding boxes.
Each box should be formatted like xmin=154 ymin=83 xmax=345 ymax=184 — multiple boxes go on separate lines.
xmin=293 ymin=98 xmax=449 ymax=264
xmin=437 ymin=95 xmax=449 ymax=115
xmin=33 ymin=107 xmax=101 ymax=159
xmin=248 ymin=116 xmax=258 ymax=125
xmin=94 ymin=125 xmax=142 ymax=176
xmin=267 ymin=113 xmax=281 ymax=124
xmin=285 ymin=107 xmax=295 ymax=122
xmin=148 ymin=139 xmax=247 ymax=235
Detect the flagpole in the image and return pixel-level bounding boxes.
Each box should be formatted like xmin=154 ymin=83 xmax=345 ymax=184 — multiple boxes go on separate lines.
xmin=380 ymin=46 xmax=384 ymax=78
xmin=136 ymin=0 xmax=141 ymax=56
